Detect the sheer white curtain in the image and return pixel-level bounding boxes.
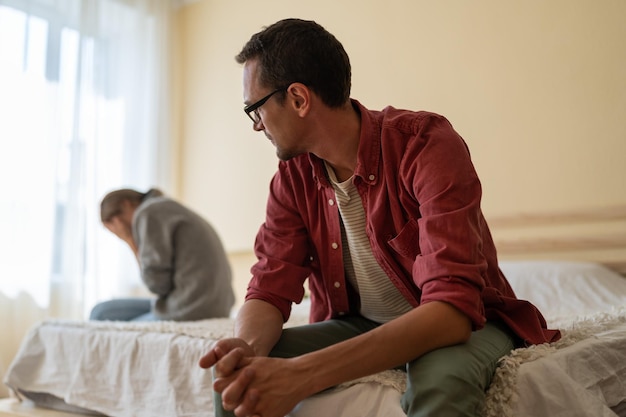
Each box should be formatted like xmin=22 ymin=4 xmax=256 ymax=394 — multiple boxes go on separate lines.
xmin=0 ymin=0 xmax=174 ymax=397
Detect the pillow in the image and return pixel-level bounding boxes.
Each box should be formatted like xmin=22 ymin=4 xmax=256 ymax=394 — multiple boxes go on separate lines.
xmin=499 ymin=260 xmax=626 ymax=320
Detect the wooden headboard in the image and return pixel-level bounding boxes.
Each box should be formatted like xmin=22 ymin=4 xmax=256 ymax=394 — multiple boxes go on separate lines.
xmin=487 ymin=205 xmax=626 ymax=275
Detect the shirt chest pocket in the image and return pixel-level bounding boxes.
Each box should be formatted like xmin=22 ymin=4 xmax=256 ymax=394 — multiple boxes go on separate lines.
xmin=387 ymin=218 xmax=421 ymax=260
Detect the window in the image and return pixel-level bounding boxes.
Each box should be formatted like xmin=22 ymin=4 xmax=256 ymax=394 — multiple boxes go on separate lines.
xmin=0 ymin=0 xmax=172 ymax=317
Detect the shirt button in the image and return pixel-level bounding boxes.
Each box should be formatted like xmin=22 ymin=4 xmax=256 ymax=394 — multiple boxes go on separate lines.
xmin=334 ymin=281 xmax=341 ymax=288
xmin=331 ymin=242 xmax=338 ymax=249
xmin=369 ymin=174 xmax=375 ymax=181
xmin=328 ymin=199 xmax=335 ymax=206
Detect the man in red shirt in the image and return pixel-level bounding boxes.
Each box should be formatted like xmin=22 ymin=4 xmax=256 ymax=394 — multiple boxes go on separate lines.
xmin=200 ymin=18 xmax=560 ymax=417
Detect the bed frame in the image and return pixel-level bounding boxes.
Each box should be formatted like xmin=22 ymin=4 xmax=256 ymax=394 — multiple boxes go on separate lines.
xmin=488 ymin=204 xmax=626 ymax=274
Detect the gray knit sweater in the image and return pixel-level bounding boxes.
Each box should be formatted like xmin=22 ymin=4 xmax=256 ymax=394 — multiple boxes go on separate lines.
xmin=132 ymin=195 xmax=234 ymax=320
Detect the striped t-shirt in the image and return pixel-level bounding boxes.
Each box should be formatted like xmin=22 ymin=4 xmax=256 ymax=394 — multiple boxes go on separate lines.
xmin=325 ymin=162 xmax=413 ymax=323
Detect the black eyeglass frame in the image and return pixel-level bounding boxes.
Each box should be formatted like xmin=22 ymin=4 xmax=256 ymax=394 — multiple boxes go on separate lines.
xmin=243 ymin=87 xmax=288 ymax=124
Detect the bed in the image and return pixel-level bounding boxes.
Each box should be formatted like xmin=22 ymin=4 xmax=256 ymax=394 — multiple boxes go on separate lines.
xmin=3 ymin=206 xmax=626 ymax=417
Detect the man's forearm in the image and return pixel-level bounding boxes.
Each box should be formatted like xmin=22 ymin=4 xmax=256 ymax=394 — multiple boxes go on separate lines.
xmin=235 ymin=299 xmax=284 ymax=356
xmin=289 ymin=300 xmax=472 ymax=395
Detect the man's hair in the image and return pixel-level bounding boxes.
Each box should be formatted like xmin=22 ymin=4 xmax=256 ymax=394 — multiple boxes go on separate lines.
xmin=235 ymin=18 xmax=351 ymax=108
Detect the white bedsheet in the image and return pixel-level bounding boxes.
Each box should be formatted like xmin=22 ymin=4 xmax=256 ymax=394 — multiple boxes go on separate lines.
xmin=5 ymin=321 xmax=223 ymax=416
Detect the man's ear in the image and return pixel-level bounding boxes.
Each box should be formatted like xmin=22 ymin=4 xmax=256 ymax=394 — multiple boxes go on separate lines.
xmin=286 ymin=82 xmax=311 ymax=116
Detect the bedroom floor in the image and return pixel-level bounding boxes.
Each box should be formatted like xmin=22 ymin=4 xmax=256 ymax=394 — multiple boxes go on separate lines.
xmin=0 ymin=398 xmax=84 ymax=417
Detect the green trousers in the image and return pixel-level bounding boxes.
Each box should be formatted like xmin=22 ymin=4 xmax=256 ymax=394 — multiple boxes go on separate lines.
xmin=213 ymin=316 xmax=514 ymax=417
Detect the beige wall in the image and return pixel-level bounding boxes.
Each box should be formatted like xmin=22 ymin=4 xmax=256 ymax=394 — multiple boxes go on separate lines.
xmin=174 ymin=0 xmax=626 ymax=254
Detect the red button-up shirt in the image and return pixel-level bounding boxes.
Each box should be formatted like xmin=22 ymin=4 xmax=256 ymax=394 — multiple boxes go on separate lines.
xmin=247 ymin=100 xmax=560 ymax=345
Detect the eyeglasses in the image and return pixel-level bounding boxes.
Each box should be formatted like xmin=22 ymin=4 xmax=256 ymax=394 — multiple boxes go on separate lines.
xmin=244 ymin=87 xmax=287 ymax=124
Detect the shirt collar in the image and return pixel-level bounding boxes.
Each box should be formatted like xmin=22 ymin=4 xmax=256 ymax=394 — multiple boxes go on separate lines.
xmin=352 ymin=99 xmax=381 ymax=186
xmin=310 ymin=99 xmax=381 ymax=188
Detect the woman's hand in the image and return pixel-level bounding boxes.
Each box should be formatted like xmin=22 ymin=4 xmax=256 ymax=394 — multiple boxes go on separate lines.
xmin=103 ymin=216 xmax=138 ymax=259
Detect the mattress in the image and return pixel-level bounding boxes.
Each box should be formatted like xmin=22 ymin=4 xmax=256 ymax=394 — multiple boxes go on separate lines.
xmin=5 ymin=260 xmax=626 ymax=417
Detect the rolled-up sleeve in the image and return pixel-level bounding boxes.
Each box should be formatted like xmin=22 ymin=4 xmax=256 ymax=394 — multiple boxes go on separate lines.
xmin=408 ymin=114 xmax=488 ymax=329
xmin=247 ymin=165 xmax=312 ymax=322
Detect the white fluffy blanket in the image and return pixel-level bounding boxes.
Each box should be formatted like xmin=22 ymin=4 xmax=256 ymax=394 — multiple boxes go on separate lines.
xmin=484 ymin=306 xmax=626 ymax=417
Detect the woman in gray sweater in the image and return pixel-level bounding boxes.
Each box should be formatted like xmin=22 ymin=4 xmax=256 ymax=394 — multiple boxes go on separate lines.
xmin=90 ymin=188 xmax=235 ymax=321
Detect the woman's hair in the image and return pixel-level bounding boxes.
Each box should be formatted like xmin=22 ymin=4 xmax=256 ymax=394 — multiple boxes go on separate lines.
xmin=100 ymin=187 xmax=164 ymax=223
xmin=235 ymin=18 xmax=351 ymax=108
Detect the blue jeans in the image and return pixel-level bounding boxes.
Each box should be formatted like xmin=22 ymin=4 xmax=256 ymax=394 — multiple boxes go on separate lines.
xmin=213 ymin=316 xmax=514 ymax=417
xmin=88 ymin=298 xmax=157 ymax=321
